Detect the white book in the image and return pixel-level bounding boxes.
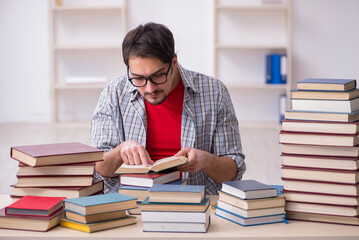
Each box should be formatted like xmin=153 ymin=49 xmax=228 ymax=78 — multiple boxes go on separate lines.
xmin=141 ymin=206 xmax=210 ymax=223
xmin=291 ymin=98 xmax=359 ymax=113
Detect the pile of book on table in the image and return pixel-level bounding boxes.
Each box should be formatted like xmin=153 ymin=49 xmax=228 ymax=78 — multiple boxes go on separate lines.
xmin=215 ymin=180 xmax=286 ymax=226
xmin=140 ymin=184 xmax=210 ymax=233
xmin=10 ymin=142 xmax=104 ymax=201
xmin=280 ymin=78 xmax=359 ymax=225
xmin=115 ymin=156 xmax=188 ymax=214
xmin=60 ymin=193 xmax=137 ymax=233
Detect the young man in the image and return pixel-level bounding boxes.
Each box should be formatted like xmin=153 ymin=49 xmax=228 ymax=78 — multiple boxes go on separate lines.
xmin=91 ymin=22 xmax=245 ymax=195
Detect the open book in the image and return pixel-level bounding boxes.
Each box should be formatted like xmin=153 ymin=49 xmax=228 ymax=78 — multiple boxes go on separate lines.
xmin=115 ymin=156 xmax=188 ymax=174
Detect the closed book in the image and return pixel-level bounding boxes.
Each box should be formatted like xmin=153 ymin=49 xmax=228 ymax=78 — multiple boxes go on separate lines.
xmin=60 ymin=215 xmax=136 ymax=233
xmin=15 ymin=175 xmax=94 ymax=187
xmin=5 ymin=196 xmax=65 ymax=216
xmin=285 ymin=109 xmax=359 ymax=122
xmin=291 ymin=88 xmax=359 ymax=100
xmin=148 ymin=184 xmax=205 ymax=203
xmin=281 ymin=143 xmax=359 ymax=157
xmin=286 ymin=211 xmax=359 ymax=226
xmin=296 ymin=78 xmax=356 ymax=91
xmin=17 ymin=162 xmax=95 ymax=177
xmin=142 ymin=219 xmax=210 ymax=233
xmin=0 ymin=207 xmax=63 ymax=232
xmin=282 ymin=165 xmax=359 ymax=184
xmin=119 ymin=171 xmax=180 ymax=188
xmin=11 ymin=142 xmax=103 ymax=167
xmin=291 ymin=97 xmax=359 ymax=113
xmin=218 ymin=191 xmax=285 ymax=210
xmin=271 ymin=54 xmax=281 ymax=84
xmin=282 ymin=153 xmax=359 ymax=170
xmin=141 ymin=197 xmax=210 ymax=212
xmin=63 ymin=193 xmax=137 ymax=215
xmin=279 ymin=131 xmax=359 ymax=146
xmin=65 ymin=209 xmax=127 ymax=224
xmin=286 ymin=201 xmax=359 ymax=217
xmin=215 ymin=207 xmax=285 ymax=226
xmin=281 ymin=119 xmax=359 ymax=134
xmin=221 ymin=180 xmax=277 ymax=200
xmin=265 ymin=54 xmax=272 ymax=84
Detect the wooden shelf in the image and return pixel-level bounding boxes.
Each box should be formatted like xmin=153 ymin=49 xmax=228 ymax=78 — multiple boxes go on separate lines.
xmin=216 ymin=44 xmax=287 ymax=50
xmin=53 ymin=83 xmax=108 ymax=90
xmin=53 ymin=44 xmax=122 ymax=50
xmin=216 ymin=4 xmax=288 ymax=11
xmin=53 ymin=6 xmax=123 ymax=11
xmin=225 ymin=82 xmax=288 ymax=90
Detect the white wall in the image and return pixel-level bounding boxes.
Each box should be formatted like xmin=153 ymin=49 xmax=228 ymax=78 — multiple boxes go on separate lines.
xmin=0 ymin=0 xmax=359 ymax=123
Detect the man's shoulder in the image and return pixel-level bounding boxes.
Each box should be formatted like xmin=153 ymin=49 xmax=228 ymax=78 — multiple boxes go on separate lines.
xmin=101 ymin=75 xmax=134 ymax=97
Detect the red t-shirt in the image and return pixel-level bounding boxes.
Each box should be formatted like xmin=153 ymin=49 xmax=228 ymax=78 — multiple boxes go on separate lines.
xmin=145 ymin=79 xmax=184 ymax=161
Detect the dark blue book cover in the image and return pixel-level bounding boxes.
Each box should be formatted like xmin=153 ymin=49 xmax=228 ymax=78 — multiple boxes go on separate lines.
xmin=271 ymin=54 xmax=281 ymax=84
xmin=266 ymin=54 xmax=272 ymax=84
xmin=148 ymin=184 xmax=204 ymax=193
xmin=223 ymin=180 xmax=275 ymax=192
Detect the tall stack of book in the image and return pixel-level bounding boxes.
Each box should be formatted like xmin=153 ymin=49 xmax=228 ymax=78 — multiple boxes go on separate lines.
xmin=10 ymin=142 xmax=105 ymax=200
xmin=215 ymin=180 xmax=286 ymax=226
xmin=140 ymin=184 xmax=210 ymax=233
xmin=280 ymin=78 xmax=359 ymax=225
xmin=60 ymin=193 xmax=137 ymax=233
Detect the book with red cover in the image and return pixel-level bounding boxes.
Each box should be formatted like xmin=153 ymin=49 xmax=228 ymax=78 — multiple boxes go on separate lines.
xmin=281 ymin=119 xmax=359 ymax=134
xmin=5 ymin=196 xmax=65 ymax=216
xmin=285 ymin=201 xmax=359 ymax=217
xmin=286 ymin=211 xmax=359 ymax=226
xmin=17 ymin=162 xmax=96 ymax=176
xmin=15 ymin=175 xmax=94 ymax=187
xmin=10 ymin=142 xmax=104 ymax=167
xmin=281 ymin=143 xmax=359 ymax=157
xmin=280 ymin=131 xmax=359 ymax=146
xmin=119 ymin=171 xmax=181 ymax=188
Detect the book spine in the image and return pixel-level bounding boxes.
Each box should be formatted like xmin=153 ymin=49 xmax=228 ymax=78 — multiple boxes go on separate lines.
xmin=266 ymin=54 xmax=272 ymax=84
xmin=280 ymin=55 xmax=287 ymax=84
xmin=271 ymin=54 xmax=281 ymax=84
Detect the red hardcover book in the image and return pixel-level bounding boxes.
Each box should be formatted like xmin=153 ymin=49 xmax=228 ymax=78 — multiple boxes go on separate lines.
xmin=5 ymin=196 xmax=65 ymax=216
xmin=281 ymin=119 xmax=359 ymax=134
xmin=10 ymin=142 xmax=104 ymax=167
xmin=119 ymin=171 xmax=181 ymax=187
xmin=280 ymin=131 xmax=359 ymax=146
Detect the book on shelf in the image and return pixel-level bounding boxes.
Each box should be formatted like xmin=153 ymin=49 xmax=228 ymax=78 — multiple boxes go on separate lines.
xmin=265 ymin=53 xmax=287 ymax=84
xmin=285 ymin=109 xmax=359 ymax=122
xmin=281 ymin=153 xmax=359 ymax=170
xmin=282 ymin=178 xmax=359 ymax=196
xmin=281 ymin=143 xmax=359 ymax=157
xmin=119 ymin=171 xmax=180 ymax=188
xmin=142 ymin=219 xmax=210 ymax=233
xmin=279 ymin=131 xmax=359 ymax=146
xmin=221 ymin=180 xmax=277 ymax=200
xmin=282 ymin=190 xmax=359 ymax=206
xmin=148 ymin=184 xmax=205 ymax=204
xmin=296 ymin=78 xmax=356 ymax=91
xmin=17 ymin=162 xmax=95 ymax=177
xmin=10 ymin=142 xmax=103 ymax=167
xmin=11 ymin=179 xmax=104 ymax=199
xmin=15 ymin=175 xmax=94 ymax=187
xmin=282 ymin=165 xmax=359 ymax=184
xmin=141 ymin=197 xmax=210 ymax=212
xmin=215 ymin=207 xmax=286 ymax=227
xmin=281 ymin=119 xmax=359 ymax=134
xmin=291 ymin=88 xmax=359 ymax=100
xmin=60 ymin=215 xmax=136 ymax=233
xmin=265 ymin=54 xmax=272 ymax=84
xmin=0 ymin=207 xmax=63 ymax=232
xmin=65 ymin=209 xmax=127 ymax=224
xmin=217 ymin=191 xmax=285 ymax=210
xmin=5 ymin=196 xmax=65 ymax=216
xmin=115 ymin=156 xmax=188 ymax=174
xmin=291 ymin=97 xmax=359 ymax=113
xmin=280 ymin=55 xmax=287 ymax=84
xmin=286 ymin=201 xmax=359 ymax=217
xmin=271 ymin=54 xmax=282 ymax=84
xmin=63 ymin=193 xmax=137 ymax=215
xmin=286 ymin=211 xmax=359 ymax=226
xmin=217 ymin=200 xmax=285 ymax=218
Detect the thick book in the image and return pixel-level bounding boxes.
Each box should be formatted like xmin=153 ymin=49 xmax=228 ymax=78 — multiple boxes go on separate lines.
xmin=115 ymin=156 xmax=188 ymax=174
xmin=148 ymin=184 xmax=205 ymax=203
xmin=141 ymin=197 xmax=210 ymax=212
xmin=281 ymin=143 xmax=359 ymax=157
xmin=281 ymin=119 xmax=359 ymax=134
xmin=142 ymin=219 xmax=210 ymax=233
xmin=15 ymin=175 xmax=94 ymax=187
xmin=119 ymin=171 xmax=180 ymax=188
xmin=282 ymin=153 xmax=359 ymax=170
xmin=10 ymin=142 xmax=103 ymax=167
xmin=17 ymin=162 xmax=95 ymax=177
xmin=291 ymin=97 xmax=359 ymax=113
xmin=65 ymin=209 xmax=127 ymax=224
xmin=0 ymin=207 xmax=63 ymax=232
xmin=291 ymin=88 xmax=359 ymax=100
xmin=296 ymin=78 xmax=356 ymax=91
xmin=63 ymin=193 xmax=137 ymax=215
xmin=11 ymin=179 xmax=104 ymax=199
xmin=285 ymin=109 xmax=359 ymax=122
xmin=221 ymin=180 xmax=277 ymax=200
xmin=60 ymin=215 xmax=136 ymax=233
xmin=279 ymin=131 xmax=359 ymax=147
xmin=215 ymin=207 xmax=286 ymax=227
xmin=5 ymin=196 xmax=65 ymax=216
xmin=286 ymin=201 xmax=359 ymax=217
xmin=282 ymin=165 xmax=359 ymax=184
xmin=218 ymin=191 xmax=285 ymax=210
xmin=286 ymin=211 xmax=359 ymax=226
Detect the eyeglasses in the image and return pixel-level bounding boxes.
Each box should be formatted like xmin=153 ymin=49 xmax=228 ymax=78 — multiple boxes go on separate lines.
xmin=127 ymin=61 xmax=172 ymax=87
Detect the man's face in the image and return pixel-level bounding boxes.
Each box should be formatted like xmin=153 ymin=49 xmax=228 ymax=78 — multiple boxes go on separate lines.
xmin=128 ymin=56 xmax=178 ymax=105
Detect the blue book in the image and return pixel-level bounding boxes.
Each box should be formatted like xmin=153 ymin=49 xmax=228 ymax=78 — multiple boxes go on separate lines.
xmin=297 ymin=78 xmax=356 ymax=91
xmin=271 ymin=54 xmax=281 ymax=84
xmin=265 ymin=54 xmax=272 ymax=84
xmin=221 ymin=180 xmax=277 ymax=200
xmin=63 ymin=193 xmax=137 ymax=215
xmin=148 ymin=184 xmax=205 ymax=203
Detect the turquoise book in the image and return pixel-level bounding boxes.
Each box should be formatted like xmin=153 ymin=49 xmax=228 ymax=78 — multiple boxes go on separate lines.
xmin=148 ymin=184 xmax=205 ymax=203
xmin=63 ymin=193 xmax=137 ymax=215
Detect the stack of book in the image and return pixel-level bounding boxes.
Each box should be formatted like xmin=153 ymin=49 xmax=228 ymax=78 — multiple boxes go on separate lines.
xmin=280 ymin=78 xmax=359 ymax=225
xmin=215 ymin=180 xmax=286 ymax=226
xmin=10 ymin=142 xmax=105 ymax=200
xmin=60 ymin=193 xmax=137 ymax=233
xmin=140 ymin=184 xmax=210 ymax=233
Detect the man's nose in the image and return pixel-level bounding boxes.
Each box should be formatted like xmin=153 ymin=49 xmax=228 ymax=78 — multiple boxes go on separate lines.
xmin=144 ymin=80 xmax=157 ymax=93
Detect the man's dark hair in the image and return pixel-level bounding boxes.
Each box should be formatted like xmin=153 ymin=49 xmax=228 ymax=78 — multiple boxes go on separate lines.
xmin=122 ymin=22 xmax=175 ymax=67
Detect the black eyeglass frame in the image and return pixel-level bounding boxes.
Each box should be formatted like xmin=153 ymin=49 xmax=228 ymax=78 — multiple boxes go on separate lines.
xmin=127 ymin=61 xmax=172 ymax=87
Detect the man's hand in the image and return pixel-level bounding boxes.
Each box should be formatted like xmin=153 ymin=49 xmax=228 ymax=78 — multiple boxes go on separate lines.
xmin=174 ymin=147 xmax=211 ymax=172
xmin=119 ymin=140 xmax=154 ymax=166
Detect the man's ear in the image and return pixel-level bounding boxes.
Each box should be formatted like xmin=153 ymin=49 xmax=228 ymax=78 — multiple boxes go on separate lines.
xmin=172 ymin=54 xmax=178 ymax=70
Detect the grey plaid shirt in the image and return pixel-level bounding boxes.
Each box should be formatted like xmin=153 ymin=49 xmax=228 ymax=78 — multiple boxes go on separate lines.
xmin=91 ymin=64 xmax=246 ymax=195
